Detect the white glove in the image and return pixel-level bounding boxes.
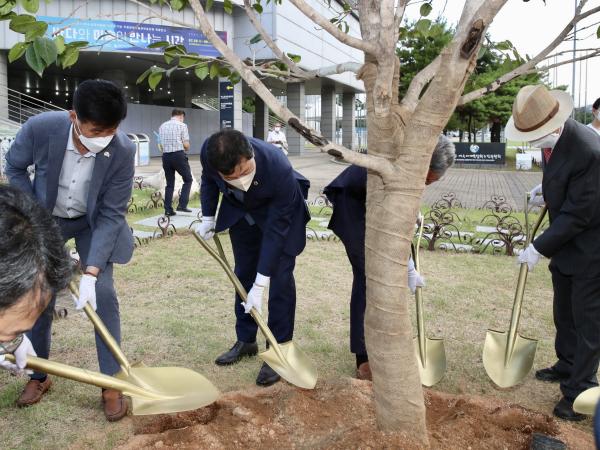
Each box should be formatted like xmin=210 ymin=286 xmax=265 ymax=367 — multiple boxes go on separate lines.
xmin=195 ymin=216 xmax=215 ymax=240
xmin=0 ymin=335 xmax=36 ymax=375
xmin=518 ymin=243 xmax=541 ymax=272
xmin=407 ymin=257 xmax=425 ymax=294
xmin=74 ymin=274 xmax=97 ymax=311
xmin=243 ymin=273 xmax=269 ymax=314
xmin=528 ymin=184 xmax=544 ymax=207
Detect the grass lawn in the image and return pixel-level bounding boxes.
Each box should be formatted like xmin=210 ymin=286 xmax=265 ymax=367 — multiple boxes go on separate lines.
xmin=0 ymin=233 xmax=592 ymax=449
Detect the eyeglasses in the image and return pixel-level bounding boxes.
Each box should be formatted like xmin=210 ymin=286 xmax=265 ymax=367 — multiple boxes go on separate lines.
xmin=0 ymin=334 xmax=24 ymax=356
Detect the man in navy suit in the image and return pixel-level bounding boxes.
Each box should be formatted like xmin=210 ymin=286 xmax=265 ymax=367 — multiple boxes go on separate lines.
xmin=196 ymin=129 xmax=309 ymax=386
xmin=324 ymin=135 xmax=455 ymax=380
xmin=5 ymin=80 xmax=135 ymax=421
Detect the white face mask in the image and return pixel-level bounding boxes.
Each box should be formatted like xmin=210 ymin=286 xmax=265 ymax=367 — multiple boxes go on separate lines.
xmin=529 ymin=132 xmax=560 ymax=150
xmin=225 ymin=167 xmax=256 ymax=192
xmin=274 ymin=127 xmax=281 ymax=133
xmin=74 ymin=120 xmax=115 ymax=154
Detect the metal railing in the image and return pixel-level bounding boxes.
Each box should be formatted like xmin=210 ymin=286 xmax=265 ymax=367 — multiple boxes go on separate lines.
xmin=6 ymin=86 xmax=66 ymax=125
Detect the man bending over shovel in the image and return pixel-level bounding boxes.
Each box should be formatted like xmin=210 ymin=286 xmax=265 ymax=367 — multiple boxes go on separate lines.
xmin=196 ymin=129 xmax=310 ymax=386
xmin=506 ymin=85 xmax=600 ymax=421
xmin=324 ymin=135 xmax=455 ymax=380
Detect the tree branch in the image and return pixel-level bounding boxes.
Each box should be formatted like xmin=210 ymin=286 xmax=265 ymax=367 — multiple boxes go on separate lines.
xmin=458 ymin=2 xmax=600 ymax=105
xmin=401 ymin=54 xmax=442 ymax=111
xmin=306 ymin=61 xmax=362 ymax=77
xmin=394 ymin=0 xmax=409 ymax=31
xmin=288 ymin=0 xmax=378 ymax=54
xmin=242 ymin=0 xmax=305 ymax=75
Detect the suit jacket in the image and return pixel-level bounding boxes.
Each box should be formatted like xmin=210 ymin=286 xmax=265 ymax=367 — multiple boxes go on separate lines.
xmin=324 ymin=165 xmax=366 ymax=250
xmin=5 ymin=111 xmax=135 ymax=270
xmin=200 ymin=137 xmax=310 ymax=276
xmin=534 ymin=118 xmax=600 ymax=277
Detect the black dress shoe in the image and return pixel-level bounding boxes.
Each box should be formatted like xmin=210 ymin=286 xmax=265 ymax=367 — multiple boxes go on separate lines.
xmin=553 ymin=397 xmax=586 ymax=422
xmin=165 ymin=210 xmax=176 ymax=217
xmin=215 ymin=341 xmax=258 ymax=366
xmin=535 ymin=366 xmax=569 ymax=383
xmin=176 ymin=207 xmax=193 ymax=213
xmin=256 ymin=363 xmax=280 ymax=387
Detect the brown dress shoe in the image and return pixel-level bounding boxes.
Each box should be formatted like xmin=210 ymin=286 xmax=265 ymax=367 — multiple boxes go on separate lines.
xmin=356 ymin=362 xmax=372 ymax=381
xmin=102 ymin=389 xmax=128 ymax=422
xmin=16 ymin=378 xmax=53 ymax=407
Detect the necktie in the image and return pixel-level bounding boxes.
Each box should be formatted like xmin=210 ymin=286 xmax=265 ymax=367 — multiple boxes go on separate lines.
xmin=228 ymin=188 xmax=255 ymax=225
xmin=543 ymin=148 xmax=552 ymax=164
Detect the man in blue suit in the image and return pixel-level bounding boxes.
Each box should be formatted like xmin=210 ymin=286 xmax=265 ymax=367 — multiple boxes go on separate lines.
xmin=196 ymin=129 xmax=309 ymax=386
xmin=324 ymin=135 xmax=455 ymax=380
xmin=5 ymin=80 xmax=135 ymax=421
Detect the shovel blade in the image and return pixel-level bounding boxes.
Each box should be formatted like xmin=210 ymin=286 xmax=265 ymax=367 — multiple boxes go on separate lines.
xmin=483 ymin=330 xmax=537 ymax=388
xmin=259 ymin=341 xmax=317 ymax=389
xmin=573 ymin=387 xmax=600 ymax=415
xmin=116 ymin=366 xmax=220 ymax=415
xmin=413 ymin=337 xmax=447 ymax=387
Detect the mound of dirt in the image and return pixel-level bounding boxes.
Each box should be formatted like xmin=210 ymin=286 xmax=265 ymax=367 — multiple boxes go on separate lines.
xmin=120 ymin=379 xmax=593 ymax=449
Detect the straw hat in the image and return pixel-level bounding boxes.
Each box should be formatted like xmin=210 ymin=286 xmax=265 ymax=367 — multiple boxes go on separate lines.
xmin=505 ymin=85 xmax=573 ymax=142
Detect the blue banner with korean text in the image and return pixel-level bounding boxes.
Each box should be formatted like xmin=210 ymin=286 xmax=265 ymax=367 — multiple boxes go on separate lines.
xmin=39 ymin=16 xmax=227 ymax=57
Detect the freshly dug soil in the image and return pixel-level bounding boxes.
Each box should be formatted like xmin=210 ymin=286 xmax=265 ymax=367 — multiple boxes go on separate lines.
xmin=120 ymin=379 xmax=593 ymax=449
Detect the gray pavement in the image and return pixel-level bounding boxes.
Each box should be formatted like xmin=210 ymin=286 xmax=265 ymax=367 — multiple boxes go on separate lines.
xmin=136 ymin=150 xmax=542 ymax=211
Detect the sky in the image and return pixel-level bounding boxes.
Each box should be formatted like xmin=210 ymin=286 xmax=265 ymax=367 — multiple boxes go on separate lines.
xmin=403 ymin=0 xmax=600 ymax=114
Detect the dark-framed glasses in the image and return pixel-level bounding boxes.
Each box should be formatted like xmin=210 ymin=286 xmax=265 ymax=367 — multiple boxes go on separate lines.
xmin=0 ymin=334 xmax=24 ymax=356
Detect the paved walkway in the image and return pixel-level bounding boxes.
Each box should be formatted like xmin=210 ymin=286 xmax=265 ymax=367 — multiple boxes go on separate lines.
xmin=136 ymin=151 xmax=542 ymax=211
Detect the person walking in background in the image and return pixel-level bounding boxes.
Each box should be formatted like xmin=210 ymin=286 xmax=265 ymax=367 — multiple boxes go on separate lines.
xmin=588 ymin=97 xmax=600 ymax=136
xmin=5 ymin=79 xmax=135 ymax=421
xmin=267 ymin=123 xmax=288 ymax=155
xmin=159 ymin=109 xmax=193 ymax=216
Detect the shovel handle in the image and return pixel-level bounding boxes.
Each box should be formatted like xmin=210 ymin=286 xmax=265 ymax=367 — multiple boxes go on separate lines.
xmin=193 ymin=233 xmax=288 ymax=363
xmin=4 ymin=354 xmax=165 ymax=400
xmin=68 ymin=281 xmax=131 ymax=372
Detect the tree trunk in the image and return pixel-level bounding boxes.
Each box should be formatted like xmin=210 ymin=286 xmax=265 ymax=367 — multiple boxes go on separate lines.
xmin=490 ymin=121 xmax=501 ymax=142
xmin=360 ymin=56 xmax=429 ymax=444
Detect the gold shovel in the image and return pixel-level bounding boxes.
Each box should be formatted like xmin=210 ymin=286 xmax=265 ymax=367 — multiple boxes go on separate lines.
xmin=483 ymin=198 xmax=548 ymax=388
xmin=48 ymin=281 xmax=221 ymax=415
xmin=573 ymin=387 xmax=600 ymax=415
xmin=412 ymin=216 xmax=446 ymax=387
xmin=193 ymin=232 xmax=317 ymax=389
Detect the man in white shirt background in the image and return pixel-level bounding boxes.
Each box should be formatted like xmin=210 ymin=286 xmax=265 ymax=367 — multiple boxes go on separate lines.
xmin=588 ymin=98 xmax=600 ymax=136
xmin=266 ymin=123 xmax=288 ymax=155
xmin=158 ymin=109 xmax=193 ymax=216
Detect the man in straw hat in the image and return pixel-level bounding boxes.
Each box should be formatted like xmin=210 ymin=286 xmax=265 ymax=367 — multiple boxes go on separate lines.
xmin=505 ymin=85 xmax=600 ymax=421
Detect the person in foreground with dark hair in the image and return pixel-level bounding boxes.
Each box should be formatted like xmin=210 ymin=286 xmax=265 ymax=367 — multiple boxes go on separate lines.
xmin=196 ymin=129 xmax=310 ymax=386
xmin=158 ymin=108 xmax=193 ymax=216
xmin=324 ymin=135 xmax=456 ymax=380
xmin=0 ymin=185 xmax=71 ymax=374
xmin=5 ymin=79 xmax=135 ymax=421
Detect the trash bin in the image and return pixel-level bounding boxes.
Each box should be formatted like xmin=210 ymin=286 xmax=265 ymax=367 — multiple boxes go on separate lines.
xmin=127 ymin=133 xmax=140 ymax=166
xmin=136 ymin=134 xmax=150 ymax=166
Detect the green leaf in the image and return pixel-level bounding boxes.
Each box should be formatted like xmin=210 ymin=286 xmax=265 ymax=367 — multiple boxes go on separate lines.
xmin=148 ymin=70 xmax=164 ymax=90
xmin=25 ymin=42 xmax=44 ymax=76
xmin=223 ymin=0 xmax=233 ymax=14
xmin=194 ymin=64 xmax=209 ymax=80
xmin=9 ymin=14 xmax=36 ymax=33
xmin=68 ymin=41 xmax=88 ymax=48
xmin=148 ymin=40 xmax=170 ymax=48
xmin=252 ymin=3 xmax=263 ymax=13
xmin=597 ymin=25 xmax=600 ymax=39
xmin=249 ymin=33 xmax=263 ymax=45
xmin=0 ymin=12 xmax=17 ymax=21
xmin=415 ymin=19 xmax=431 ymax=34
xmin=60 ymin=47 xmax=79 ymax=69
xmin=32 ymin=36 xmax=57 ymax=66
xmin=206 ymin=0 xmax=214 ymax=11
xmin=19 ymin=0 xmax=39 ymax=13
xmin=54 ymin=35 xmax=65 ymax=54
xmin=218 ymin=66 xmax=231 ymax=77
xmin=209 ymin=62 xmax=220 ymax=79
xmin=24 ymin=21 xmax=48 ymax=41
xmin=477 ymin=45 xmax=487 ymax=60
xmin=170 ymin=0 xmax=185 ymax=10
xmin=0 ymin=1 xmax=17 ymax=16
xmin=136 ymin=67 xmax=153 ymax=84
xmin=286 ymin=53 xmax=301 ymax=63
xmin=8 ymin=42 xmax=27 ymax=62
xmin=420 ymin=3 xmax=432 ymax=17
xmin=229 ymin=71 xmax=241 ymax=85
xmin=495 ymin=40 xmax=512 ymax=51
xmin=178 ymin=54 xmax=200 ymax=68
xmin=164 ymin=51 xmax=175 ymax=64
